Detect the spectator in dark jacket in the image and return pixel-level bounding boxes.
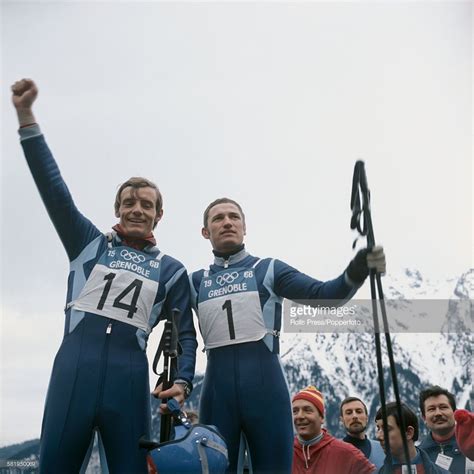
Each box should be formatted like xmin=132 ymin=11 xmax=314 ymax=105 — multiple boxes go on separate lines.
xmin=375 ymin=402 xmax=449 ymax=473
xmin=340 ymin=396 xmax=385 ymax=469
xmin=419 ymin=386 xmax=474 ymax=473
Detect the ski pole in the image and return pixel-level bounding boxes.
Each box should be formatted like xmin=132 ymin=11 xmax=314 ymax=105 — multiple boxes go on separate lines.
xmin=156 ymin=308 xmax=180 ymax=443
xmin=351 ymin=161 xmax=411 ymax=472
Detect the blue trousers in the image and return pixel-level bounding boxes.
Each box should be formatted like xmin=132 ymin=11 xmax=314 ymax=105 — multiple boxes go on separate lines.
xmin=200 ymin=341 xmax=293 ymax=474
xmin=39 ymin=314 xmax=149 ymax=473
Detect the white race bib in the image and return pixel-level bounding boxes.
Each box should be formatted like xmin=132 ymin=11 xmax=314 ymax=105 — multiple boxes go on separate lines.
xmin=71 ymin=247 xmax=162 ymax=332
xmin=197 ymin=267 xmax=266 ymax=349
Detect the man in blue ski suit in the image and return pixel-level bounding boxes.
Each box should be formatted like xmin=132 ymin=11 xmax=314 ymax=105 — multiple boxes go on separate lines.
xmin=189 ymin=197 xmax=386 ymax=473
xmin=11 ymin=78 xmax=197 ymax=473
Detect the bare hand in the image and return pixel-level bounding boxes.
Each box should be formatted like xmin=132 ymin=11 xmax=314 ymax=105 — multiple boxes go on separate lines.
xmin=152 ymin=383 xmax=185 ymax=414
xmin=11 ymin=78 xmax=38 ymax=110
xmin=11 ymin=79 xmax=38 ymax=127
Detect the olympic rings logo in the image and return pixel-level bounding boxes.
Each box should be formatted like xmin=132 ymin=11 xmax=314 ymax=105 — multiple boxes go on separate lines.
xmin=120 ymin=249 xmax=146 ymax=263
xmin=216 ymin=272 xmax=239 ymax=286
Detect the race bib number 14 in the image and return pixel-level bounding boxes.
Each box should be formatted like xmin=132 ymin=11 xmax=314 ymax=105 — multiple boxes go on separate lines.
xmin=72 ymin=248 xmax=161 ymax=332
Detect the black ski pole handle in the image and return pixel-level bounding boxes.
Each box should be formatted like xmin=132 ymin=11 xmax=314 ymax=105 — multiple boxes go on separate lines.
xmin=350 ymin=160 xmax=375 ymax=247
xmin=168 ymin=308 xmax=180 ymax=359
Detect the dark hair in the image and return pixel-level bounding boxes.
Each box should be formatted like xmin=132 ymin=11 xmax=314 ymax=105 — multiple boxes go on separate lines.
xmin=203 ymin=197 xmax=245 ymax=228
xmin=375 ymin=402 xmax=419 ymax=441
xmin=419 ymin=386 xmax=456 ymax=416
xmin=115 ymin=177 xmax=163 ymax=216
xmin=340 ymin=397 xmax=368 ymax=416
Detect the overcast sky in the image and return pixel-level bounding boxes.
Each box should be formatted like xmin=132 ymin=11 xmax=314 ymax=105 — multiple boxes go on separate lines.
xmin=1 ymin=1 xmax=472 ymax=445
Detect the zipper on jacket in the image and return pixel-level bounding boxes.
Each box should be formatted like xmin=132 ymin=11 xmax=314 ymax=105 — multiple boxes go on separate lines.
xmin=95 ymin=320 xmax=113 ymax=418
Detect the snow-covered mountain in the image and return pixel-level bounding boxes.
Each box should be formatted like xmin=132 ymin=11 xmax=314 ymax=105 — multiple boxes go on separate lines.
xmin=280 ymin=268 xmax=473 ymax=437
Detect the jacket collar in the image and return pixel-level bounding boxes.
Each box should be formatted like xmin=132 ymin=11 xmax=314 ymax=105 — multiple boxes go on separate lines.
xmin=213 ymin=247 xmax=249 ymax=267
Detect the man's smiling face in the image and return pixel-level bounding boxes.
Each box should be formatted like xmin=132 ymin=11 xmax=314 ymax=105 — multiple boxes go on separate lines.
xmin=422 ymin=395 xmax=455 ymax=437
xmin=116 ymin=186 xmax=162 ymax=238
xmin=292 ymin=399 xmax=324 ymax=440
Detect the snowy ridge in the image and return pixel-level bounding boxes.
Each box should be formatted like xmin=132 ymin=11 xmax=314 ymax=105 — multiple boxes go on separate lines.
xmin=280 ymin=268 xmax=473 ymax=437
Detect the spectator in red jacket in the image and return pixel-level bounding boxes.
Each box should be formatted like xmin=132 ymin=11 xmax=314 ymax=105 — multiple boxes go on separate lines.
xmin=454 ymin=409 xmax=474 ymax=461
xmin=291 ymin=386 xmax=376 ymax=474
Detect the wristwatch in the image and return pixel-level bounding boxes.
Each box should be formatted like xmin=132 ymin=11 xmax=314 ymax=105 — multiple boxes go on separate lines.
xmin=174 ymin=379 xmax=192 ymax=399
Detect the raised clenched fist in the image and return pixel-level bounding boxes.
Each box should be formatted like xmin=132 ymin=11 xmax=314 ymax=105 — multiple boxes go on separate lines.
xmin=11 ymin=78 xmax=38 ymax=110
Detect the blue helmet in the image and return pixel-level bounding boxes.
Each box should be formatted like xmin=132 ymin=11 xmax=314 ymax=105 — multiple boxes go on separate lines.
xmin=147 ymin=424 xmax=228 ymax=474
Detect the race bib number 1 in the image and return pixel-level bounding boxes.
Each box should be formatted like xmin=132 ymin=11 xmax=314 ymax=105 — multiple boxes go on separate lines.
xmin=197 ymin=268 xmax=267 ymax=349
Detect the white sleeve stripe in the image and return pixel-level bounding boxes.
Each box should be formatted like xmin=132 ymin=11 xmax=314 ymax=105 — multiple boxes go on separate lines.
xmin=164 ymin=266 xmax=186 ymax=295
xmin=188 ymin=273 xmax=198 ymax=309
